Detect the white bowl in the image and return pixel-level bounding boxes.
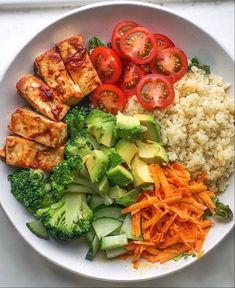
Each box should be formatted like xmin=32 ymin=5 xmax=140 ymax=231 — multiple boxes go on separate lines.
xmin=0 ymin=0 xmax=234 ymax=282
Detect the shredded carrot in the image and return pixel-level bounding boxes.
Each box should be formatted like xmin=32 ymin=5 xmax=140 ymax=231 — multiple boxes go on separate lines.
xmin=122 ymin=163 xmax=215 ymax=269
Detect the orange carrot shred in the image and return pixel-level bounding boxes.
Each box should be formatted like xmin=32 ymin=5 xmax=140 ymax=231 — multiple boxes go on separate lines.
xmin=122 ymin=163 xmax=214 ymax=269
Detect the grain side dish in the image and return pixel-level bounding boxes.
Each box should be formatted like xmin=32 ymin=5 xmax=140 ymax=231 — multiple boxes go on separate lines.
xmin=0 ymin=20 xmax=233 ymax=270
xmin=124 ymin=66 xmax=235 ymax=193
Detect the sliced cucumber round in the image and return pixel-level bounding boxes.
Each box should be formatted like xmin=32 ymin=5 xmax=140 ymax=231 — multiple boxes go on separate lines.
xmin=94 ymin=205 xmax=122 ymax=220
xmin=92 ymin=217 xmax=123 ymax=239
xmin=106 ymin=247 xmax=127 ymax=259
xmin=26 ymin=221 xmax=49 ymax=240
xmin=85 ymin=234 xmax=100 ymax=261
xmin=101 ymin=234 xmax=128 ymax=250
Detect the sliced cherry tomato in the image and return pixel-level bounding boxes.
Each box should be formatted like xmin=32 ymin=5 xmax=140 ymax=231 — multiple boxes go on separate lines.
xmin=111 ymin=20 xmax=138 ymax=57
xmin=149 ymin=47 xmax=188 ymax=82
xmin=118 ymin=61 xmax=146 ymax=97
xmin=136 ymin=74 xmax=175 ymax=110
xmin=120 ymin=27 xmax=157 ymax=64
xmin=90 ymin=47 xmax=122 ymax=84
xmin=154 ymin=34 xmax=175 ymax=52
xmin=91 ymin=84 xmax=127 ymax=115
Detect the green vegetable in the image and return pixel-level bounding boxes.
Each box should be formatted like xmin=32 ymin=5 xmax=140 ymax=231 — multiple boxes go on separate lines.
xmin=116 ymin=112 xmax=143 ymax=140
xmin=8 ymin=169 xmax=55 ymax=214
xmin=64 ymin=107 xmax=89 ymax=138
xmin=106 ymin=148 xmax=123 ymax=169
xmin=173 ymin=253 xmax=189 ymax=261
xmin=26 ymin=220 xmax=49 ymax=239
xmin=188 ymin=57 xmax=211 ymax=74
xmin=213 ymin=197 xmax=233 ymax=222
xmin=36 ymin=192 xmax=93 ymax=240
xmin=88 ymin=36 xmax=105 ymax=51
xmin=86 ymin=109 xmax=117 ymax=147
xmin=50 ymin=156 xmax=83 ymax=200
xmin=116 ymin=188 xmax=140 ymax=207
xmin=106 ymin=165 xmax=133 ymax=187
xmin=203 ymin=197 xmax=233 ymax=223
xmin=65 ymin=130 xmax=99 ymax=158
xmin=85 ymin=150 xmax=109 ymax=183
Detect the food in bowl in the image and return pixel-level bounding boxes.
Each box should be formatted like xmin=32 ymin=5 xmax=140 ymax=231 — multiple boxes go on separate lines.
xmin=0 ymin=20 xmax=233 ymax=270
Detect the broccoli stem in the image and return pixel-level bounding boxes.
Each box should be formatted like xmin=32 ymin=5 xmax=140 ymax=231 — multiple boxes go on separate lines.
xmin=73 ymin=176 xmax=100 ymax=193
xmin=65 ymin=183 xmax=97 ymax=194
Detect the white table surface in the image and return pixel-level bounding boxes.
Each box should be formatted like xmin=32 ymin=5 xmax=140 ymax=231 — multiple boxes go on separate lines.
xmin=0 ymin=1 xmax=234 ymax=287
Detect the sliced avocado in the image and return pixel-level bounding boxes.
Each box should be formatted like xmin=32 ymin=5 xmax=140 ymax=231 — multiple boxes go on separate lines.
xmin=116 ymin=188 xmax=140 ymax=207
xmin=115 ymin=139 xmax=138 ymax=168
xmin=136 ymin=140 xmax=168 ymax=164
xmin=116 ymin=112 xmax=143 ymax=140
xmin=134 ymin=114 xmax=162 ymax=143
xmin=107 ymin=165 xmax=133 ymax=187
xmin=86 ymin=109 xmax=117 ymax=147
xmin=131 ymin=155 xmax=154 ymax=187
xmin=100 ymin=146 xmax=123 ymax=169
xmin=98 ymin=176 xmax=110 ymax=194
xmin=110 ymin=186 xmax=127 ymax=200
xmin=100 ymin=130 xmax=117 ymax=147
xmin=85 ymin=150 xmax=109 ymax=183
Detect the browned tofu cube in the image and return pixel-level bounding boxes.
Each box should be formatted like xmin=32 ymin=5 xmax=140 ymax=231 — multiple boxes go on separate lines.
xmin=5 ymin=136 xmax=64 ymax=171
xmin=35 ymin=48 xmax=83 ymax=106
xmin=57 ymin=35 xmax=101 ymax=95
xmin=16 ymin=74 xmax=69 ymax=121
xmin=8 ymin=108 xmax=68 ymax=148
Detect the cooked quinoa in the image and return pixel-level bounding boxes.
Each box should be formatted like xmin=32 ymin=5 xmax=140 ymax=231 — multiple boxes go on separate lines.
xmin=124 ymin=66 xmax=235 ymax=193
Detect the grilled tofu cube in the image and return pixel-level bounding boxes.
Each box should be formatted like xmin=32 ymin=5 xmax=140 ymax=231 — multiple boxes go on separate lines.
xmin=8 ymin=108 xmax=67 ymax=148
xmin=35 ymin=48 xmax=83 ymax=106
xmin=5 ymin=136 xmax=64 ymax=171
xmin=57 ymin=35 xmax=101 ymax=95
xmin=16 ymin=74 xmax=69 ymax=121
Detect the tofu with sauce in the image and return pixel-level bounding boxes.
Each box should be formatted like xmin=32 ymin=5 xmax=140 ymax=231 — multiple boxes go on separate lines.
xmin=8 ymin=108 xmax=67 ymax=148
xmin=5 ymin=136 xmax=64 ymax=171
xmin=16 ymin=74 xmax=69 ymax=121
xmin=57 ymin=35 xmax=101 ymax=96
xmin=35 ymin=48 xmax=84 ymax=106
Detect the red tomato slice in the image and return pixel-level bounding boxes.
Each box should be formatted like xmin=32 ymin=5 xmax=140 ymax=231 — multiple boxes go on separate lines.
xmin=91 ymin=84 xmax=127 ymax=115
xmin=136 ymin=74 xmax=175 ymax=110
xmin=118 ymin=61 xmax=146 ymax=97
xmin=120 ymin=27 xmax=157 ymax=64
xmin=154 ymin=34 xmax=175 ymax=52
xmin=90 ymin=47 xmax=122 ymax=84
xmin=111 ymin=20 xmax=138 ymax=57
xmin=149 ymin=47 xmax=188 ymax=82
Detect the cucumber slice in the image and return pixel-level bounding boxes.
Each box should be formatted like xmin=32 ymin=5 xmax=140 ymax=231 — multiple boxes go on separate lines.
xmin=26 ymin=221 xmax=49 ymax=239
xmin=85 ymin=234 xmax=101 ymax=260
xmin=101 ymin=234 xmax=128 ymax=250
xmin=86 ymin=228 xmax=96 ymax=244
xmin=89 ymin=195 xmax=103 ymax=210
xmin=109 ymin=226 xmax=122 ymax=236
xmin=120 ymin=214 xmax=143 ymax=240
xmin=106 ymin=247 xmax=127 ymax=259
xmin=92 ymin=217 xmax=123 ymax=239
xmin=94 ymin=205 xmax=122 ymax=219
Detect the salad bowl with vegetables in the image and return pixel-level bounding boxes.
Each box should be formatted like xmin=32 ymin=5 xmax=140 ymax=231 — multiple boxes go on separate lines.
xmin=0 ymin=1 xmax=234 ymax=282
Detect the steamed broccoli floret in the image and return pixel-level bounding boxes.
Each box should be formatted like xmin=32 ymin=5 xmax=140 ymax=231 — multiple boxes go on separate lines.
xmin=64 ymin=107 xmax=90 ymax=138
xmin=65 ymin=130 xmax=100 ymax=158
xmin=36 ymin=193 xmax=93 ymax=240
xmin=8 ymin=169 xmax=55 ymax=214
xmin=50 ymin=156 xmax=83 ymax=199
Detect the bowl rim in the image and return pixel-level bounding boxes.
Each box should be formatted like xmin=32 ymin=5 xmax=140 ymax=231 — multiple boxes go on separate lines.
xmin=0 ymin=0 xmax=234 ymax=282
